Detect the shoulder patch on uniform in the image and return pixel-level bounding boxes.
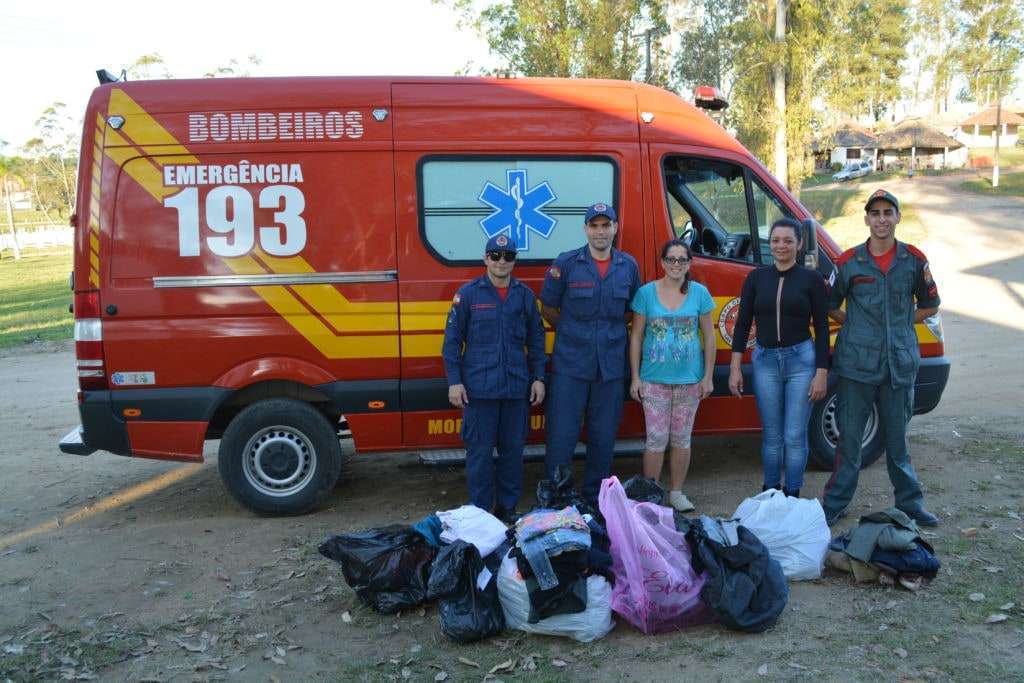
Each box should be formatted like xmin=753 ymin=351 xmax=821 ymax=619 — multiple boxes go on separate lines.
xmin=452 ymin=293 xmax=461 ymax=305
xmin=835 ymin=248 xmax=857 ymax=267
xmin=905 ymin=244 xmax=928 ymax=262
xmin=548 ymin=265 xmax=561 ymax=279
xmin=921 ymin=261 xmax=934 ymax=284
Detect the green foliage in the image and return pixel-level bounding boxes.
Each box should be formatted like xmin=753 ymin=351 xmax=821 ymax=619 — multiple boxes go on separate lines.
xmin=823 ymin=0 xmax=911 ymax=121
xmin=956 ymin=0 xmax=1023 ymax=105
xmin=445 ymin=0 xmax=669 ymax=81
xmin=672 ymin=0 xmax=747 ymax=92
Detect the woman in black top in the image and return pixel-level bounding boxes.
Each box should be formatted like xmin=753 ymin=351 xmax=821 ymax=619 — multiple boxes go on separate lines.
xmin=728 ymin=218 xmax=829 ymax=498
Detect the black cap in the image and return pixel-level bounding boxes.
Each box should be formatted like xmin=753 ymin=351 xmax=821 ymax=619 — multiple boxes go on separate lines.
xmin=865 ymin=189 xmax=900 ymax=213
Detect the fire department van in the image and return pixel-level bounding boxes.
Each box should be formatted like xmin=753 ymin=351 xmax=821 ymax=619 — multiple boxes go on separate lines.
xmin=59 ymin=74 xmax=949 ymax=514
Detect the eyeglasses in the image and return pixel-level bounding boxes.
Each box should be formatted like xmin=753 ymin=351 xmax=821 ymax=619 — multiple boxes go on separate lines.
xmin=487 ymin=251 xmax=517 ymax=262
xmin=662 ymin=256 xmax=690 ymax=265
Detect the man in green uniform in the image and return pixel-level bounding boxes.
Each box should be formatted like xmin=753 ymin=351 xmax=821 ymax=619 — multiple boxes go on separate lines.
xmin=822 ymin=189 xmax=941 ymax=527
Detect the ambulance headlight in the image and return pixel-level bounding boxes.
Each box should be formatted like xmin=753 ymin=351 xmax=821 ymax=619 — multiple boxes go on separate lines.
xmin=923 ymin=313 xmax=944 ymax=343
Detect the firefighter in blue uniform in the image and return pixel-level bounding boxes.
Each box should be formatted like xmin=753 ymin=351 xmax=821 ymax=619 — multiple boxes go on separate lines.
xmin=822 ymin=189 xmax=941 ymax=527
xmin=540 ymin=203 xmax=642 ymax=503
xmin=442 ymin=234 xmax=547 ymax=522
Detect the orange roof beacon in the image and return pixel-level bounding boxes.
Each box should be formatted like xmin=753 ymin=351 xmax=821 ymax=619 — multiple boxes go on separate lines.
xmin=59 ymin=72 xmax=949 ymax=514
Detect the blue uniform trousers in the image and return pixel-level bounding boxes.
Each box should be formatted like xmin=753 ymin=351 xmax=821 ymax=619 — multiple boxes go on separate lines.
xmin=544 ymin=373 xmax=625 ymax=504
xmin=822 ymin=376 xmax=925 ymax=518
xmin=462 ymin=398 xmax=529 ymax=511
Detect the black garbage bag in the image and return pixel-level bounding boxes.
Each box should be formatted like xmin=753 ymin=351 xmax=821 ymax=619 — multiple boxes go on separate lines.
xmin=623 ymin=475 xmax=665 ymax=505
xmin=685 ymin=516 xmax=788 ymax=633
xmin=426 ymin=540 xmax=505 ymax=643
xmin=535 ymin=465 xmax=600 ymax=520
xmin=319 ymin=525 xmax=437 ymax=614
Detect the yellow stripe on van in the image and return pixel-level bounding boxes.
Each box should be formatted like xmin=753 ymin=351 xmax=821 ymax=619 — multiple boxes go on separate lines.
xmin=222 ymin=254 xmax=400 ymax=358
xmin=108 ymin=89 xmax=200 ymax=158
xmin=251 ymin=250 xmax=399 ymax=333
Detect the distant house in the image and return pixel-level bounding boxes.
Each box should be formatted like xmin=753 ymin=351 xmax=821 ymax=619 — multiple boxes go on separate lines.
xmin=875 ymin=118 xmax=967 ymax=171
xmin=11 ymin=190 xmax=33 ymax=210
xmin=958 ymin=107 xmax=1023 ymax=148
xmin=812 ymin=124 xmax=878 ymax=169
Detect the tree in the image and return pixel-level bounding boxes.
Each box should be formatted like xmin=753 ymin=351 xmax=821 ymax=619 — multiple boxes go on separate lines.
xmin=445 ymin=0 xmax=669 ymax=82
xmin=910 ymin=0 xmax=959 ymax=113
xmin=956 ymin=0 xmax=1023 ymax=106
xmin=0 ymin=156 xmax=25 ymax=260
xmin=672 ymin=0 xmax=747 ymax=95
xmin=125 ymin=53 xmax=172 ymax=80
xmin=204 ymin=54 xmax=263 ymax=78
xmin=22 ymin=102 xmax=79 ymax=219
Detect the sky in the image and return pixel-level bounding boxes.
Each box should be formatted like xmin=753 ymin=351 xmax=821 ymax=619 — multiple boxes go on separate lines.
xmin=0 ymin=0 xmax=495 ymax=151
xmin=2 ymin=0 xmax=1022 ymax=154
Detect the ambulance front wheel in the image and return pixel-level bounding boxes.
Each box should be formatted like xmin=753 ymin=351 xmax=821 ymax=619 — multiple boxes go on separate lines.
xmin=808 ymin=390 xmax=884 ymax=471
xmin=218 ymin=398 xmax=344 ymax=515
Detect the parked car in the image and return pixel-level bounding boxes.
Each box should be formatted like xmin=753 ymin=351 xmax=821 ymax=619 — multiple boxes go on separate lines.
xmin=832 ymin=160 xmax=873 ymax=181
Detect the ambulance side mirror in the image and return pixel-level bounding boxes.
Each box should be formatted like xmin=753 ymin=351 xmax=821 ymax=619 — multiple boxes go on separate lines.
xmin=801 ymin=218 xmax=819 ymax=270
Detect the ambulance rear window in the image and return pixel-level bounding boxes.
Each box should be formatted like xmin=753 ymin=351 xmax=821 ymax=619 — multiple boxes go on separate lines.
xmin=418 ymin=156 xmax=617 ymax=263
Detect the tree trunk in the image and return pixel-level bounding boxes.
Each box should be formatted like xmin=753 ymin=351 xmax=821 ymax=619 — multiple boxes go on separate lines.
xmin=3 ymin=180 xmax=22 ymax=260
xmin=772 ymin=0 xmax=788 ymax=187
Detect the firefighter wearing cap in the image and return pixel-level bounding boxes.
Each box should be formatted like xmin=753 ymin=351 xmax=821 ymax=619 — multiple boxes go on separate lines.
xmin=442 ymin=234 xmax=546 ymax=522
xmin=540 ymin=202 xmax=641 ymax=503
xmin=822 ymin=189 xmax=941 ymax=528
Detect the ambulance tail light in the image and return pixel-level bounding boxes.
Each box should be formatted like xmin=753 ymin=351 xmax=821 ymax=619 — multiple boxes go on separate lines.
xmin=74 ymin=290 xmax=107 ymax=391
xmin=923 ymin=312 xmax=944 ymax=344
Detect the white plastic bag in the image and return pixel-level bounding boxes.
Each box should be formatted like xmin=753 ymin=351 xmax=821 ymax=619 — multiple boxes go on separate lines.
xmin=436 ymin=505 xmax=507 ymax=557
xmin=496 ymin=555 xmax=613 ymax=642
xmin=733 ymin=490 xmax=830 ymax=580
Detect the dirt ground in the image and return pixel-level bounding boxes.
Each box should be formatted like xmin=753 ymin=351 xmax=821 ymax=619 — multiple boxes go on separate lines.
xmin=1 ymin=174 xmax=1022 ymax=682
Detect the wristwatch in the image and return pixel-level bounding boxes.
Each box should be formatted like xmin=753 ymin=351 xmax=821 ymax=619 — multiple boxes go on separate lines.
xmin=533 ymin=377 xmax=546 ymax=384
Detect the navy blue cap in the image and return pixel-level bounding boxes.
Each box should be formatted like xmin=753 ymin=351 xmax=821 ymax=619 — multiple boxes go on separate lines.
xmin=485 ymin=234 xmax=517 ymax=252
xmin=584 ymin=202 xmax=617 ymax=223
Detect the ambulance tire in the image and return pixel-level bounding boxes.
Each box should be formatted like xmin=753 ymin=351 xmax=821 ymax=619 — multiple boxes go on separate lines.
xmin=218 ymin=398 xmax=343 ymax=515
xmin=808 ymin=390 xmax=884 ymax=471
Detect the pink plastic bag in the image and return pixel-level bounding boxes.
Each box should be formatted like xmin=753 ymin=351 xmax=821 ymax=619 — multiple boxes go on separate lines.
xmin=598 ymin=476 xmax=711 ymax=634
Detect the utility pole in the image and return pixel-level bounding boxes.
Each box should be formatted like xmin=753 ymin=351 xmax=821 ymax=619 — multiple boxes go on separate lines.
xmin=979 ymin=65 xmax=1012 ymax=189
xmin=772 ymin=0 xmax=788 ymax=187
xmin=994 ymin=72 xmax=1003 ymax=188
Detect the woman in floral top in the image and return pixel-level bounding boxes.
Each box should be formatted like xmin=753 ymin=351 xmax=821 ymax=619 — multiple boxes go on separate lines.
xmin=628 ymin=239 xmax=716 ymax=512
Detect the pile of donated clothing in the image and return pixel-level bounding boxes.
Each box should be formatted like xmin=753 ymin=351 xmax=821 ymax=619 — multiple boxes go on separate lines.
xmin=319 ymin=469 xmax=938 ymax=644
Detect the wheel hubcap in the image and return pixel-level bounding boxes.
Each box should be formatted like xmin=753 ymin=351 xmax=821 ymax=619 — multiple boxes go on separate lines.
xmin=821 ymin=395 xmax=879 ymax=450
xmin=242 ymin=426 xmax=317 ymax=497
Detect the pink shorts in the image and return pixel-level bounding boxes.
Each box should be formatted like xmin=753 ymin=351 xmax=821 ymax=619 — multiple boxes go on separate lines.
xmin=640 ymin=381 xmax=702 ymax=451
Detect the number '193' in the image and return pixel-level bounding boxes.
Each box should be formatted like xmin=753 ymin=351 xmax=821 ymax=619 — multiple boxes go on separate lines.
xmin=164 ymin=185 xmax=307 ymax=258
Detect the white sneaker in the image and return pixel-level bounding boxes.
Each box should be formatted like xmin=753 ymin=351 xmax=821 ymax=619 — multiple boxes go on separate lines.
xmin=669 ymin=490 xmax=695 ymax=513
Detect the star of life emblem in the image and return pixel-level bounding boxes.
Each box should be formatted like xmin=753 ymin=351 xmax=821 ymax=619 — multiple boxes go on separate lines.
xmin=478 ymin=169 xmax=557 ymax=252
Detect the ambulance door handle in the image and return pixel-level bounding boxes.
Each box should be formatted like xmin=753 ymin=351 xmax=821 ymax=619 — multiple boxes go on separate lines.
xmin=106 ymin=304 xmax=118 ymax=315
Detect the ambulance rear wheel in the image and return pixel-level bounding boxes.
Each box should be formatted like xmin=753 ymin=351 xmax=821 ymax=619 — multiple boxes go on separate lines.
xmin=808 ymin=390 xmax=884 ymax=471
xmin=218 ymin=398 xmax=343 ymax=515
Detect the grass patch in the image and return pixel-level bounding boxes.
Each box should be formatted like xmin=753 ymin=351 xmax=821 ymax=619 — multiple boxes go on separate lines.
xmin=969 ymin=145 xmax=1024 ymax=169
xmin=799 ymin=188 xmax=927 ymax=250
xmin=799 ymin=170 xmax=904 ymax=190
xmin=0 ymin=249 xmax=72 ymax=348
xmin=960 ymin=171 xmax=1024 ymax=196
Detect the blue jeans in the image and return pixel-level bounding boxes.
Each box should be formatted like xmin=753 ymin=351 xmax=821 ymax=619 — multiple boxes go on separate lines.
xmin=752 ymin=339 xmax=816 ymax=492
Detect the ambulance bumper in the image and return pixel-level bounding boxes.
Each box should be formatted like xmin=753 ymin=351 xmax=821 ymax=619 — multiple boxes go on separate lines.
xmin=913 ymin=356 xmax=950 ymax=415
xmin=59 ymin=426 xmax=95 ymax=455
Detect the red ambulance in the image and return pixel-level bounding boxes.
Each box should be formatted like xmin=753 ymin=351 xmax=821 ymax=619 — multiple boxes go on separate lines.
xmin=59 ymin=74 xmax=949 ymax=514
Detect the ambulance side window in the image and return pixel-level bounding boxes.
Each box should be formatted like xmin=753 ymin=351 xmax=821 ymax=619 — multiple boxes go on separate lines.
xmin=418 ymin=156 xmax=617 ymax=264
xmin=751 ymin=178 xmax=791 ymax=263
xmin=663 ymin=156 xmax=757 ymax=263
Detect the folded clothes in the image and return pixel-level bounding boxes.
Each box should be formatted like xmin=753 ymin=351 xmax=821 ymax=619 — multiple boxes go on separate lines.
xmin=437 ymin=505 xmax=508 ymax=557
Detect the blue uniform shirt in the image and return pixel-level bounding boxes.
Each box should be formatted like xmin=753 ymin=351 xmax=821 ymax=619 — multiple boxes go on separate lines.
xmin=442 ymin=275 xmax=547 ymax=399
xmin=540 ymin=246 xmax=641 ymax=381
